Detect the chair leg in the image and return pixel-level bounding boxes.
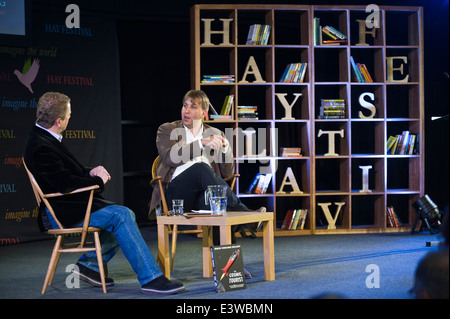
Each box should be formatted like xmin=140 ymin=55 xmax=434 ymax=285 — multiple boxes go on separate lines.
xmin=93 ymin=231 xmax=107 ymax=293
xmin=48 ymin=236 xmax=65 ymax=286
xmin=42 ymin=235 xmax=63 ymax=294
xmin=170 ymin=225 xmax=178 ymax=272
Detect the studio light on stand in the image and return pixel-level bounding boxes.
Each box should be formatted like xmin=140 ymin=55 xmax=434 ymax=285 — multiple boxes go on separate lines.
xmin=411 ymin=194 xmax=442 ymax=234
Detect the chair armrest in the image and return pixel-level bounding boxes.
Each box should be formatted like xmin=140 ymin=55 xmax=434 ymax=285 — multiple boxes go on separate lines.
xmin=150 ymin=176 xmax=163 ymax=185
xmin=43 ymin=185 xmax=100 ymax=199
xmin=224 ymin=173 xmax=240 ymax=182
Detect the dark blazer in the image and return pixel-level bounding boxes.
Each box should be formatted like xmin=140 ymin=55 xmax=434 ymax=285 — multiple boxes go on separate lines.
xmin=23 ymin=125 xmax=113 ymax=229
xmin=149 ymin=120 xmax=234 ymax=212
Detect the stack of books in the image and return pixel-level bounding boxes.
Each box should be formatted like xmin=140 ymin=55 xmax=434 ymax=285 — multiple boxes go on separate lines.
xmin=350 ymin=56 xmax=374 ymax=83
xmin=386 ymin=131 xmax=418 ymax=155
xmin=245 ymin=173 xmax=272 ymax=194
xmin=281 ymin=209 xmax=309 ymax=230
xmin=321 ymin=25 xmax=348 ymax=45
xmin=246 ymin=24 xmax=271 ymax=45
xmin=280 ymin=147 xmax=302 ymax=157
xmin=202 ymin=75 xmax=235 ymax=83
xmin=279 ymin=63 xmax=308 ymax=83
xmin=237 ymin=105 xmax=258 ymax=120
xmin=318 ymin=99 xmax=345 ymax=119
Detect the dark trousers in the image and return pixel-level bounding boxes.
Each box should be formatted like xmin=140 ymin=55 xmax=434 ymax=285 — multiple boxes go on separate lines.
xmin=166 ymin=162 xmax=248 ymax=244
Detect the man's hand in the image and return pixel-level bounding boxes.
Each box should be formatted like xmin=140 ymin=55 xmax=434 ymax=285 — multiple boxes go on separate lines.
xmin=90 ymin=166 xmax=111 ymax=184
xmin=202 ymin=135 xmax=226 ymax=150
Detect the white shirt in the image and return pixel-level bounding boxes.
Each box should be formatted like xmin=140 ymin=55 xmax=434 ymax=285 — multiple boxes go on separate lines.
xmin=35 ymin=123 xmax=63 ymax=142
xmin=171 ymin=125 xmax=209 ymax=181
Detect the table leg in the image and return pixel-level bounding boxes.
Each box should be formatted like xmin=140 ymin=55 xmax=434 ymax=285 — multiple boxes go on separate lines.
xmin=262 ymin=219 xmax=275 ymax=281
xmin=219 ymin=225 xmax=232 ymax=245
xmin=157 ymin=223 xmax=171 ymax=280
xmin=202 ymin=226 xmax=213 ymax=277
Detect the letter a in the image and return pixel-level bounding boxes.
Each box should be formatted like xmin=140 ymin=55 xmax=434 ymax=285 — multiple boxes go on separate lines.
xmin=239 ymin=56 xmax=265 ymax=84
xmin=365 ymin=264 xmax=380 ymax=288
xmin=66 ymin=4 xmax=80 ymax=28
xmin=65 ymin=264 xmax=80 ymax=289
xmin=276 ymin=167 xmax=303 ymax=194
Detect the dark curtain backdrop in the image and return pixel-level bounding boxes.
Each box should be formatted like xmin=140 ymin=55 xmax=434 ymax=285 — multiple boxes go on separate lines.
xmin=0 ymin=12 xmax=122 ymax=245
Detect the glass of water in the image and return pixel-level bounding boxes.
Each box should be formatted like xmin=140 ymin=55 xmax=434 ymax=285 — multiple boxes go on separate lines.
xmin=172 ymin=199 xmax=184 ymax=216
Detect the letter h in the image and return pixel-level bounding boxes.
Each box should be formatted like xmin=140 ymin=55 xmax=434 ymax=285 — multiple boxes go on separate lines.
xmin=201 ymin=18 xmax=233 ymax=45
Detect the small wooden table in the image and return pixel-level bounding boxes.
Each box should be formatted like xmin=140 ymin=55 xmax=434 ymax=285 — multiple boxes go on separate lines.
xmin=157 ymin=211 xmax=275 ymax=281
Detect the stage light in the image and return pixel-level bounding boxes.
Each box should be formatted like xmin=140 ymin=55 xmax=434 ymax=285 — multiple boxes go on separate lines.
xmin=411 ymin=194 xmax=442 ymax=234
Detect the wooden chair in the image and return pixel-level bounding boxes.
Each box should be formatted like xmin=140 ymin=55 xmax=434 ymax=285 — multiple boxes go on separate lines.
xmin=150 ymin=156 xmax=238 ymax=272
xmin=23 ymin=159 xmax=107 ymax=294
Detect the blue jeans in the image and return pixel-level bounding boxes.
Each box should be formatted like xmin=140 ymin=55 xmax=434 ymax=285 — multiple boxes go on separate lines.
xmin=46 ymin=205 xmax=162 ymax=285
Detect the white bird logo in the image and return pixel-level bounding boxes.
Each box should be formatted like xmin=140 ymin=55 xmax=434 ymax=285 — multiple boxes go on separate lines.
xmin=14 ymin=58 xmax=40 ymax=93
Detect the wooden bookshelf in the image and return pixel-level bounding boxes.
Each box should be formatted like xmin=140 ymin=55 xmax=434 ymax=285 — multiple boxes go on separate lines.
xmin=190 ymin=4 xmax=424 ymax=236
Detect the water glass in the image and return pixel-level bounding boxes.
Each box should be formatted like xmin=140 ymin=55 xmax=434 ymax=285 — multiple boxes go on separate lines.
xmin=210 ymin=197 xmax=227 ymax=215
xmin=172 ymin=199 xmax=184 ymax=216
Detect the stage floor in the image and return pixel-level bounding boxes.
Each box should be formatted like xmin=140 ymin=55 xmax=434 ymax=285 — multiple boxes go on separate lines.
xmin=0 ymin=225 xmax=441 ymax=300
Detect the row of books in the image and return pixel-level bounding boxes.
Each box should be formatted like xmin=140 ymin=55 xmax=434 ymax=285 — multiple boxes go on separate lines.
xmin=386 ymin=131 xmax=418 ymax=155
xmin=314 ymin=17 xmax=348 ymax=45
xmin=237 ymin=105 xmax=258 ymax=120
xmin=202 ymin=75 xmax=235 ymax=83
xmin=208 ymin=95 xmax=234 ymax=120
xmin=245 ymin=173 xmax=272 ymax=194
xmin=280 ymin=147 xmax=302 ymax=157
xmin=318 ymin=99 xmax=346 ymax=119
xmin=386 ymin=206 xmax=402 ymax=227
xmin=350 ymin=56 xmax=374 ymax=83
xmin=279 ymin=62 xmax=308 ymax=83
xmin=281 ymin=209 xmax=309 ymax=230
xmin=246 ymin=24 xmax=271 ymax=45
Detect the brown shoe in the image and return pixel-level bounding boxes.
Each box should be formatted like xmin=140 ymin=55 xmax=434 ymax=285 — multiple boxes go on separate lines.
xmin=254 ymin=206 xmax=266 ymax=213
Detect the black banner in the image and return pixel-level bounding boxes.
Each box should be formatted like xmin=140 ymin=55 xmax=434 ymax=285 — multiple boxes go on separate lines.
xmin=0 ymin=12 xmax=122 ymax=245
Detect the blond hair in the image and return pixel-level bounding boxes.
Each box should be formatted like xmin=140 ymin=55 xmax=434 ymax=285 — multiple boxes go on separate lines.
xmin=182 ymin=90 xmax=209 ymax=111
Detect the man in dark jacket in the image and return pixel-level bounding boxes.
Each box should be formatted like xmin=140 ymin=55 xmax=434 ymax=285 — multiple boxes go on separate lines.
xmin=24 ymin=92 xmax=184 ymax=294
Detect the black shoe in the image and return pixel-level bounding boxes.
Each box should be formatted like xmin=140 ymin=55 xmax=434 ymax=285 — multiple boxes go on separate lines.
xmin=73 ymin=263 xmax=114 ymax=287
xmin=141 ymin=276 xmax=185 ymax=294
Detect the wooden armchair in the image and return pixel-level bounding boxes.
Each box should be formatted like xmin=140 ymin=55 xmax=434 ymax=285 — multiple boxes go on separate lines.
xmin=150 ymin=156 xmax=239 ymax=272
xmin=23 ymin=159 xmax=107 ymax=294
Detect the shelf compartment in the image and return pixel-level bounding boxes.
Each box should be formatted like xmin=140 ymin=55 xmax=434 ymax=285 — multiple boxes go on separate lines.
xmin=276 ymin=121 xmax=311 ymax=157
xmin=315 ymin=194 xmax=350 ymax=231
xmin=236 ymin=9 xmax=273 ymax=46
xmin=315 ymin=158 xmax=349 ymax=193
xmin=314 ymin=47 xmax=349 ymax=82
xmin=274 ymin=47 xmax=310 ymax=83
xmin=275 ymin=84 xmax=310 ymax=120
xmin=315 ymin=121 xmax=349 ymax=156
xmin=384 ymin=9 xmax=420 ymax=47
xmin=349 ymin=9 xmax=384 ymax=46
xmin=351 ymin=121 xmax=385 ymax=155
xmin=350 ymin=84 xmax=385 ymax=119
xmin=273 ymin=9 xmax=309 ymax=46
xmin=350 ymin=47 xmax=384 ymax=83
xmin=351 ymin=157 xmax=385 ymax=193
xmin=386 ymin=84 xmax=420 ymax=119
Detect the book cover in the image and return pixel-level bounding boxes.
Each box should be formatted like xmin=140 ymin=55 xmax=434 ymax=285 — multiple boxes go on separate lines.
xmin=245 ymin=173 xmax=261 ymax=193
xmin=281 ymin=210 xmax=295 ymax=230
xmin=210 ymin=244 xmax=246 ymax=292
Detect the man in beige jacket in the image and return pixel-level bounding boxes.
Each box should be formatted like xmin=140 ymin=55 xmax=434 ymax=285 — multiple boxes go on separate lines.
xmin=150 ymin=90 xmax=249 ymax=215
